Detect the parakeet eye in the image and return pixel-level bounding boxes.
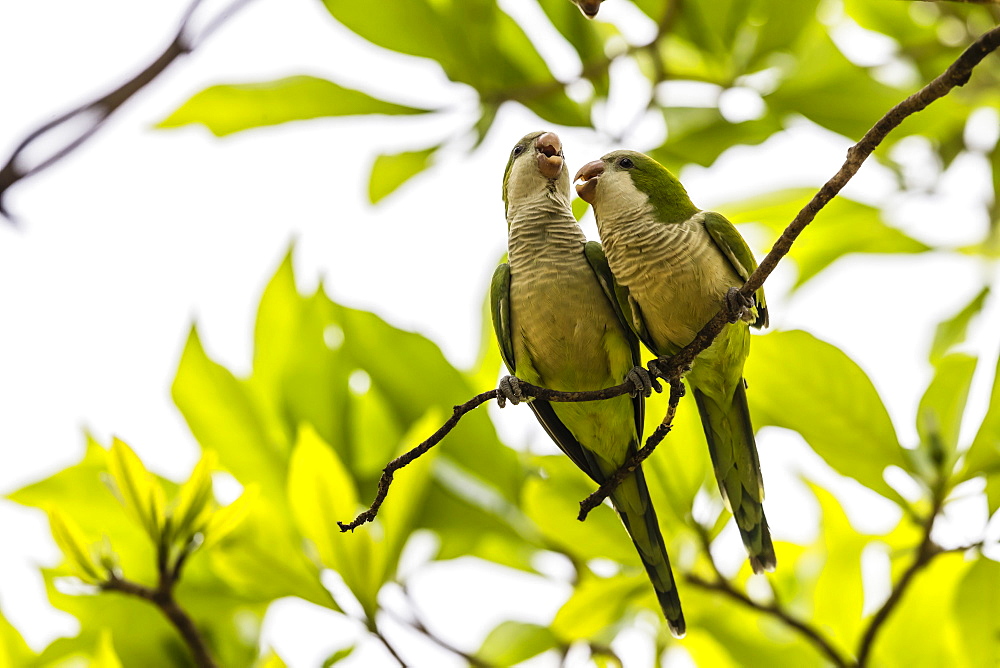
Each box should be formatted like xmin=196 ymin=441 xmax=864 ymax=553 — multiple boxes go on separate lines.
xmin=618 ymin=157 xmax=634 ymax=169
xmin=512 ymin=145 xmax=525 ymax=156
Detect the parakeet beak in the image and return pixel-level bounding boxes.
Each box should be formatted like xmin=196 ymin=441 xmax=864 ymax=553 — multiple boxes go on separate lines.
xmin=576 ymin=0 xmax=602 ymax=18
xmin=535 ymin=132 xmax=564 ymax=180
xmin=574 ymin=160 xmax=604 ymax=204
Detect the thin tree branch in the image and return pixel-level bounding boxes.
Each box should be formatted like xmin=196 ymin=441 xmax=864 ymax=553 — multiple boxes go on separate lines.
xmin=384 ymin=592 xmax=497 ymax=668
xmin=688 ymin=524 xmax=851 ymax=667
xmin=854 ymin=495 xmax=945 ymax=666
xmin=0 ymin=0 xmax=257 ymax=222
xmin=686 ymin=573 xmax=851 ymax=667
xmin=102 ymin=574 xmax=218 ymax=668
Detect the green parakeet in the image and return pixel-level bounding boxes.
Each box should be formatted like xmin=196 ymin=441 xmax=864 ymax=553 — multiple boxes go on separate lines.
xmin=575 ymin=150 xmax=776 ymax=574
xmin=491 ymin=132 xmax=685 ymax=637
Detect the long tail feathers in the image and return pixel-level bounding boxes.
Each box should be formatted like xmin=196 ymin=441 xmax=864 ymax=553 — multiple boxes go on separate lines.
xmin=694 ymin=381 xmax=776 ymax=574
xmin=610 ymin=467 xmax=686 ymax=638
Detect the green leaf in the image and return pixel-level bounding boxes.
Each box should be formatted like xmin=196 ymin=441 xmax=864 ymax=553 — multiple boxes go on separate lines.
xmin=745 ymin=331 xmax=909 ymax=501
xmin=915 ymin=353 xmax=977 ymax=479
xmin=92 ymin=630 xmax=124 ymax=668
xmin=954 ymin=557 xmax=1000 ymax=668
xmin=0 ymin=607 xmax=35 ymax=666
xmin=724 ymin=189 xmax=930 ymax=289
xmin=106 ymin=438 xmax=165 ymax=542
xmin=963 ymin=350 xmax=1000 ymax=484
xmin=930 ymin=286 xmax=989 ymax=364
xmin=48 ymin=511 xmax=103 ymax=582
xmin=654 ymin=108 xmax=782 ymax=170
xmin=169 ymin=451 xmax=216 ymax=544
xmin=157 ymin=76 xmax=430 ymax=136
xmin=322 ymin=645 xmax=355 ymax=666
xmin=201 ymin=484 xmax=258 ymax=550
xmin=478 ymin=621 xmax=560 ymax=665
xmin=552 ymin=574 xmax=645 ymax=641
xmin=368 ymin=146 xmax=438 ymax=204
xmin=172 ymin=326 xmax=289 ymax=499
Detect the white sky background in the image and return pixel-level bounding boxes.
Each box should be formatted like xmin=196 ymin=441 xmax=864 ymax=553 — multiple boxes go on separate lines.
xmin=1 ymin=0 xmax=998 ymax=665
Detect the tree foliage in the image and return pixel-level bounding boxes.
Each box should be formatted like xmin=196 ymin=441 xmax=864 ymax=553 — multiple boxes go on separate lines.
xmin=5 ymin=0 xmax=1000 ymax=666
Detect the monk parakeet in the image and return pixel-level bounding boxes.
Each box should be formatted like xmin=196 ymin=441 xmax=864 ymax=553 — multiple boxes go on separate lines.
xmin=491 ymin=132 xmax=685 ymax=637
xmin=575 ymin=150 xmax=776 ymax=574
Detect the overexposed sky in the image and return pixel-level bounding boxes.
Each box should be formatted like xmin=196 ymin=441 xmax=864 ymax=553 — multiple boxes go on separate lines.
xmin=1 ymin=0 xmax=997 ymax=665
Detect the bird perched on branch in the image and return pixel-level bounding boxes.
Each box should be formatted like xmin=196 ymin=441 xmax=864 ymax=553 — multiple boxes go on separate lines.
xmin=575 ymin=150 xmax=776 ymax=574
xmin=491 ymin=131 xmax=685 ymax=637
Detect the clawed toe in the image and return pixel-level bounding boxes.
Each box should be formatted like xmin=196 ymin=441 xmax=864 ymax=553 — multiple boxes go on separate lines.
xmin=725 ymin=287 xmax=754 ymax=323
xmin=626 ymin=365 xmax=660 ymax=397
xmin=497 ymin=375 xmax=526 ymax=407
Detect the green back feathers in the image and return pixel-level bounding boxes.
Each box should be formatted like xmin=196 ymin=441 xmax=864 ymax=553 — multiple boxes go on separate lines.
xmin=606 ymin=150 xmax=699 ymax=224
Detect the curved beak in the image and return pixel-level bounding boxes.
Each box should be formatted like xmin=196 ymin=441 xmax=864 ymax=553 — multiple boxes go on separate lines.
xmin=535 ymin=132 xmax=564 ymax=180
xmin=574 ymin=159 xmax=604 ymax=204
xmin=575 ymin=0 xmax=602 ymax=18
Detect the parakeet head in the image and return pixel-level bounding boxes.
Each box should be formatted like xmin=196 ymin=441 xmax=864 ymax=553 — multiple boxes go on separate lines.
xmin=574 ymin=150 xmax=699 ymax=224
xmin=502 ymin=131 xmax=569 ymax=218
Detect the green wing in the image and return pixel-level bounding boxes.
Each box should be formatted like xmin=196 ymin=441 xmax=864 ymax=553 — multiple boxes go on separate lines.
xmin=490 ymin=260 xmax=605 ymax=480
xmin=701 ymin=211 xmax=768 ymax=329
xmin=490 ymin=263 xmax=517 ymax=373
xmin=583 ymin=241 xmax=645 ymax=440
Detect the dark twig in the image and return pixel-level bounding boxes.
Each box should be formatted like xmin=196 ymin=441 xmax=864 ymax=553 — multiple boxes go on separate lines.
xmin=385 ymin=591 xmax=496 ymax=668
xmin=577 ymin=377 xmax=685 ymax=520
xmin=688 ymin=525 xmax=851 ymax=667
xmin=102 ymin=571 xmax=217 ymax=668
xmin=0 ymin=0 xmax=256 ymax=221
xmin=855 ymin=495 xmax=944 ymax=666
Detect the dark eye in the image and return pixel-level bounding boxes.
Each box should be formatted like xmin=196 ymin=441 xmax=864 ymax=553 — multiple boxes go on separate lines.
xmin=619 ymin=157 xmax=634 ymax=169
xmin=512 ymin=145 xmax=525 ymax=156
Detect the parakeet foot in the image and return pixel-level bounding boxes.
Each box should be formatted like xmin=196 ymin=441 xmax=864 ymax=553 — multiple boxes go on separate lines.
xmin=725 ymin=287 xmax=754 ymax=323
xmin=497 ymin=375 xmax=527 ymax=407
xmin=647 ymin=356 xmax=686 ymax=381
xmin=625 ymin=365 xmax=660 ymax=397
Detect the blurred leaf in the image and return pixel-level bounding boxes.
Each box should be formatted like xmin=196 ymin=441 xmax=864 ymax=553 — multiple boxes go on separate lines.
xmin=0 ymin=608 xmax=35 ymax=666
xmin=746 ymin=331 xmax=909 ymax=501
xmin=320 ymin=0 xmax=588 ymax=127
xmin=257 ymin=650 xmax=290 ymax=667
xmin=368 ymin=146 xmax=439 ymax=204
xmin=478 ymin=621 xmax=560 ymax=665
xmin=107 ymin=438 xmax=165 ymax=542
xmin=170 ymin=452 xmax=216 ymax=545
xmin=869 ymin=554 xmax=970 ymax=667
xmin=915 ymin=353 xmax=977 ymax=479
xmin=92 ymin=630 xmax=124 ymax=668
xmin=954 ymin=556 xmax=1000 ymax=667
xmin=322 ymin=645 xmax=355 ymax=666
xmin=158 ymin=76 xmax=430 ymax=136
xmin=962 ymin=352 xmax=1000 ymax=480
xmin=201 ymin=484 xmax=258 ymax=550
xmin=725 ymin=189 xmax=930 ymax=288
xmin=173 ymin=327 xmax=289 ymax=499
xmin=930 ymin=286 xmax=989 ymax=364
xmin=808 ymin=484 xmax=865 ymax=651
xmin=552 ymin=573 xmax=644 ymax=641
xmin=523 ymin=456 xmax=638 ymax=565
xmin=654 ymin=108 xmax=782 ymax=170
xmin=48 ymin=511 xmax=103 ymax=583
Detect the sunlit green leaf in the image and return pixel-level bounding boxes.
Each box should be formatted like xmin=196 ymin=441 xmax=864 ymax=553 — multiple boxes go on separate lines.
xmin=552 ymin=573 xmax=645 ymax=641
xmin=0 ymin=608 xmax=35 ymax=666
xmin=170 ymin=451 xmax=216 ymax=545
xmin=954 ymin=557 xmax=1000 ymax=667
xmin=746 ymin=331 xmax=909 ymax=501
xmin=368 ymin=146 xmax=438 ymax=204
xmin=478 ymin=621 xmax=560 ymax=665
xmin=107 ymin=438 xmax=165 ymax=542
xmin=92 ymin=630 xmax=124 ymax=668
xmin=654 ymin=108 xmax=782 ymax=170
xmin=930 ymin=286 xmax=989 ymax=364
xmin=158 ymin=76 xmax=430 ymax=136
xmin=915 ymin=353 xmax=977 ymax=479
xmin=962 ymin=352 xmax=1000 ymax=481
xmin=48 ymin=511 xmax=103 ymax=583
xmin=724 ymin=189 xmax=930 ymax=289
xmin=201 ymin=484 xmax=258 ymax=550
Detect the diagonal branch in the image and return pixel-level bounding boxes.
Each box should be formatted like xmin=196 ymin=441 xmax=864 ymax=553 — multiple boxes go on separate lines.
xmin=340 ymin=24 xmax=1000 ymax=535
xmin=0 ymin=0 xmax=257 ymax=221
